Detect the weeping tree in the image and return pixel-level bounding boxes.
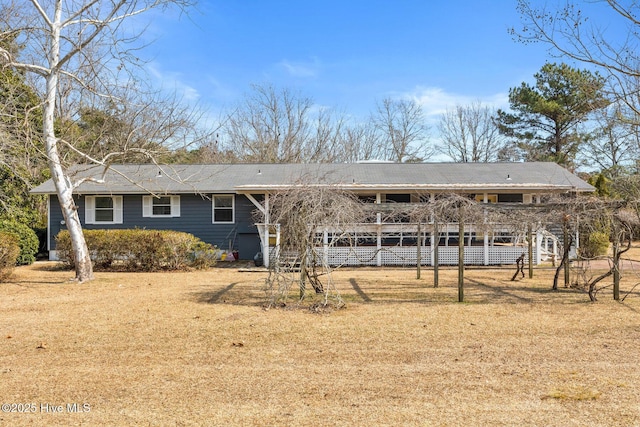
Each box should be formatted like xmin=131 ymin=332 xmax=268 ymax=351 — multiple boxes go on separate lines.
xmin=260 ymin=183 xmax=366 ymax=309
xmin=550 ymin=197 xmax=637 ymax=302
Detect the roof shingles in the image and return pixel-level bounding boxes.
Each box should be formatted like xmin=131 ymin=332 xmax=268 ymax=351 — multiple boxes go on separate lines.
xmin=30 ymin=162 xmax=594 ymax=195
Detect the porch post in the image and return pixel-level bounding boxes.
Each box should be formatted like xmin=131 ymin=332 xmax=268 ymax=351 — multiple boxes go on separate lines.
xmin=263 ymin=193 xmax=270 ymax=268
xmin=483 ymin=193 xmax=489 ymax=266
xmin=262 ymin=224 xmax=270 ymax=268
xmin=430 ymin=223 xmax=435 ymax=266
xmin=376 ymin=215 xmax=382 ymax=267
xmin=528 ymin=224 xmax=533 ymax=278
xmin=376 ymin=193 xmax=382 ymax=267
xmin=430 ymin=193 xmax=435 ymax=267
xmin=323 ymin=228 xmax=329 ymax=266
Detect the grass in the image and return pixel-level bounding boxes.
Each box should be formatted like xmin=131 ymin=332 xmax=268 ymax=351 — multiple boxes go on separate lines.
xmin=1 ymin=260 xmax=640 ymax=426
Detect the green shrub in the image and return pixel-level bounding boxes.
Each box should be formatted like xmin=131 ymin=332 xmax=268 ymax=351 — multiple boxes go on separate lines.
xmin=579 ymin=231 xmax=610 ymax=259
xmin=0 ymin=220 xmax=38 ymax=265
xmin=189 ymin=241 xmax=221 ymax=270
xmin=55 ymin=229 xmax=218 ymax=271
xmin=53 ymin=231 xmax=73 ymax=269
xmin=0 ymin=231 xmax=20 ymax=282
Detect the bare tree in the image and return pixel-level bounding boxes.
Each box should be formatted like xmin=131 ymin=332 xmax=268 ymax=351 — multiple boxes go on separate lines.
xmin=224 ymin=84 xmax=309 ymax=162
xmin=371 ymin=97 xmax=431 ymax=162
xmin=583 ymin=104 xmax=639 ymax=177
xmin=437 ymin=102 xmax=505 ymax=162
xmin=261 ymin=183 xmax=366 ymax=309
xmin=334 ymin=121 xmax=383 ymax=163
xmin=513 ymin=1 xmax=640 ymax=120
xmin=0 ymin=0 xmax=194 ymax=282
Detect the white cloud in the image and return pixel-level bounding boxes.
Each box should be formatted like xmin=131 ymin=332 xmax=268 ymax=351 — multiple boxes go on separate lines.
xmin=401 ymin=86 xmax=509 ymax=119
xmin=278 ymin=57 xmax=321 ymax=78
xmin=147 ymin=63 xmax=201 ymax=103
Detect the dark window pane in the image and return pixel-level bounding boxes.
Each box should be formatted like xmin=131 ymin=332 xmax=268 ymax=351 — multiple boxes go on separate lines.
xmin=95 ymin=197 xmax=113 ymax=209
xmin=498 ymin=194 xmax=523 ymax=203
xmin=95 ymin=209 xmax=114 ymax=222
xmin=152 ymin=197 xmax=172 ymax=215
xmin=153 ymin=205 xmax=172 ymax=215
xmin=214 ymin=209 xmax=233 ymax=222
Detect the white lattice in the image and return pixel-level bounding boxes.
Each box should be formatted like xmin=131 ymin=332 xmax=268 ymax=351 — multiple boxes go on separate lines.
xmin=315 ymin=245 xmax=532 ymax=266
xmin=488 ymin=247 xmax=528 ymax=265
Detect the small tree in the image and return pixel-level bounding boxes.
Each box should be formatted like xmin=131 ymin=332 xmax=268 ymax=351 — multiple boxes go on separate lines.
xmin=261 ymin=183 xmax=365 ymax=309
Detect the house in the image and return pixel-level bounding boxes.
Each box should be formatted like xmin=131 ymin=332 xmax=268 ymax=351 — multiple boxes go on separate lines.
xmin=31 ymin=162 xmax=594 ymax=266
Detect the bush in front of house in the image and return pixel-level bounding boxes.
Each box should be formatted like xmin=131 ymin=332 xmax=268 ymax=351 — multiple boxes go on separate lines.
xmin=0 ymin=231 xmax=20 ymax=282
xmin=55 ymin=229 xmax=219 ymax=271
xmin=0 ymin=220 xmax=39 ymax=265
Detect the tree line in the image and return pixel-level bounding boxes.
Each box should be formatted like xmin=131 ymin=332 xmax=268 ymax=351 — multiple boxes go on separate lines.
xmin=1 ymin=0 xmax=640 ymax=281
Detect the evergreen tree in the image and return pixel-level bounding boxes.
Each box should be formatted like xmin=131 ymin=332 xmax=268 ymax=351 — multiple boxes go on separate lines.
xmin=496 ymin=63 xmax=609 ymax=169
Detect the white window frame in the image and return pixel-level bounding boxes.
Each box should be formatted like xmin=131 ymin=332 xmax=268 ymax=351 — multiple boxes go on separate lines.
xmin=212 ymin=194 xmax=235 ymax=224
xmin=85 ymin=196 xmax=123 ymax=225
xmin=142 ymin=195 xmax=181 ymax=218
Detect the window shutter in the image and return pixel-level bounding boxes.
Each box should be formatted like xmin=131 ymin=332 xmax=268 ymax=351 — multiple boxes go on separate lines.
xmin=114 ymin=196 xmax=123 ymax=224
xmin=85 ymin=196 xmax=95 ymax=224
xmin=171 ymin=196 xmax=180 ymax=217
xmin=142 ymin=196 xmax=152 ymax=217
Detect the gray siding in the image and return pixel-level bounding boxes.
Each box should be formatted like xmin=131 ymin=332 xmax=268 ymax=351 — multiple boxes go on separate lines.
xmin=48 ymin=193 xmax=261 ymax=260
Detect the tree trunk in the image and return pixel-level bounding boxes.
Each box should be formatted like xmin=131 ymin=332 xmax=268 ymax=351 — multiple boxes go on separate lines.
xmin=612 ymin=224 xmax=620 ymax=301
xmin=44 ymin=12 xmax=93 ymax=282
xmin=553 ymin=233 xmax=572 ymax=291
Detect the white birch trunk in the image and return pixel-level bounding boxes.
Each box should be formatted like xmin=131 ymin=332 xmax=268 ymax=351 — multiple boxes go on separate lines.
xmin=44 ymin=2 xmax=93 ymax=282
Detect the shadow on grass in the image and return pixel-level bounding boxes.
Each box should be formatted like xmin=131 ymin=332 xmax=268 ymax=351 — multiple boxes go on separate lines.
xmin=349 ymin=278 xmax=372 ymax=302
xmin=192 ymin=282 xmax=241 ymax=304
xmin=465 ymin=277 xmax=595 ymax=304
xmin=465 ymin=278 xmax=536 ymax=303
xmin=30 ymin=261 xmax=71 ymax=271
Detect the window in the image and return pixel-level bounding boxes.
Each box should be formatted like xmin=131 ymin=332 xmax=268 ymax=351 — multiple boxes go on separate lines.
xmin=384 ymin=193 xmax=411 ymax=203
xmin=475 ymin=194 xmax=498 ymax=203
xmin=142 ymin=195 xmax=180 ymax=217
xmin=85 ymin=196 xmax=123 ymax=224
xmin=212 ymin=195 xmax=234 ymax=223
xmin=497 ymin=193 xmax=523 ymax=203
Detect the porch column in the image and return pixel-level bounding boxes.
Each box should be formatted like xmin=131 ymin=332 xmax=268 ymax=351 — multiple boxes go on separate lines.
xmin=244 ymin=192 xmax=271 ymax=268
xmin=262 ymin=224 xmax=270 ymax=268
xmin=430 ymin=193 xmax=435 ymax=266
xmin=263 ymin=193 xmax=270 ymax=268
xmin=483 ymin=193 xmax=489 ymax=266
xmin=430 ymin=223 xmax=435 ymax=266
xmin=376 ymin=214 xmax=382 ymax=267
xmin=376 ymin=193 xmax=382 ymax=266
xmin=323 ymin=228 xmax=329 ymax=266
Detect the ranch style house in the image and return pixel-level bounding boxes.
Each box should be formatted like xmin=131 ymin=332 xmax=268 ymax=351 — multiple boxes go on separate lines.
xmin=31 ymin=162 xmax=594 ymax=267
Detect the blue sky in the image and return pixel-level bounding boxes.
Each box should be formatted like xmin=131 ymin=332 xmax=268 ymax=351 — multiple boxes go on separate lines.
xmin=142 ymin=1 xmax=560 ymax=122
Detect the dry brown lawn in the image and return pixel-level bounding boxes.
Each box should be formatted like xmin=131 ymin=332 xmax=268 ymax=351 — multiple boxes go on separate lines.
xmin=1 ymin=258 xmax=640 ymax=426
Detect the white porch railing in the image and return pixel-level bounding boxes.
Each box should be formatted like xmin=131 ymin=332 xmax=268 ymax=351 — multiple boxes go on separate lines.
xmin=257 ymin=222 xmax=563 ymax=267
xmin=312 ymin=245 xmax=530 ymax=267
